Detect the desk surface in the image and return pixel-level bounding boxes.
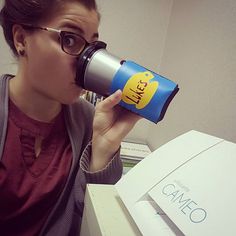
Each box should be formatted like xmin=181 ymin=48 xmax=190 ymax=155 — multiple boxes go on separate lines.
xmin=80 ymin=184 xmax=142 ymax=236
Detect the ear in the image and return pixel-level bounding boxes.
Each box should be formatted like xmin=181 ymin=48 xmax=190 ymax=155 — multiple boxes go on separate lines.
xmin=12 ymin=24 xmax=27 ymax=55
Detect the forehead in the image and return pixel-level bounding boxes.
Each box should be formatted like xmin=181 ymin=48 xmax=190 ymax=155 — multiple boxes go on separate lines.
xmin=42 ymin=2 xmax=99 ymax=40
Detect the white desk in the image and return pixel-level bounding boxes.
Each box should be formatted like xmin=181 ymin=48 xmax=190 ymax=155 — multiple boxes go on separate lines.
xmin=80 ymin=184 xmax=142 ymax=236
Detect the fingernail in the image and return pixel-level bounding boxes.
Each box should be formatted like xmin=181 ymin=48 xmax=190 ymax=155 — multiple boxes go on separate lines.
xmin=114 ymin=89 xmax=122 ymax=98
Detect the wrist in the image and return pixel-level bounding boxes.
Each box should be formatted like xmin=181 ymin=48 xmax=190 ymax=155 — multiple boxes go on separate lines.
xmin=90 ymin=141 xmax=120 ymax=172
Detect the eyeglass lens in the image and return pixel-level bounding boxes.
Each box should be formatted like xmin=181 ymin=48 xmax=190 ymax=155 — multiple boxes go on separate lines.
xmin=61 ymin=32 xmax=87 ymax=55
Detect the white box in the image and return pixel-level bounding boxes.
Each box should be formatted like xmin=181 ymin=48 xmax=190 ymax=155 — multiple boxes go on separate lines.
xmin=116 ymin=130 xmax=236 ymax=236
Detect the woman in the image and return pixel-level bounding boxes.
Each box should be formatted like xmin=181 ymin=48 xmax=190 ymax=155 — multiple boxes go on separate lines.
xmin=0 ymin=0 xmax=140 ymax=235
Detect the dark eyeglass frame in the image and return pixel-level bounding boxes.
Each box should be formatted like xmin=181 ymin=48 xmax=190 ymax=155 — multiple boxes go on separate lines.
xmin=21 ymin=24 xmax=90 ymax=56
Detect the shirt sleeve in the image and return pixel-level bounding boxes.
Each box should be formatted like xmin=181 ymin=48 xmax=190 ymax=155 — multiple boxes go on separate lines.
xmin=79 ymin=142 xmax=123 ymax=184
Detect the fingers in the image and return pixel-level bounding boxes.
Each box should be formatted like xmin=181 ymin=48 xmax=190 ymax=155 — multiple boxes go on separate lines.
xmin=118 ymin=106 xmax=142 ymax=123
xmin=96 ymin=90 xmax=122 ymax=112
xmin=113 ymin=109 xmax=142 ymax=134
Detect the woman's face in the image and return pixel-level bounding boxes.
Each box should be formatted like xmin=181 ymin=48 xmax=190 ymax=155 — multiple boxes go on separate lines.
xmin=23 ymin=2 xmax=99 ymax=104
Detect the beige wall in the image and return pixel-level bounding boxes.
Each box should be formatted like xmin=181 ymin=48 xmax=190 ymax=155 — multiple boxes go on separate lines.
xmin=0 ymin=0 xmax=17 ymax=74
xmin=0 ymin=28 xmax=17 ymax=75
xmin=97 ymin=0 xmax=236 ymax=148
xmin=147 ymin=0 xmax=236 ymax=149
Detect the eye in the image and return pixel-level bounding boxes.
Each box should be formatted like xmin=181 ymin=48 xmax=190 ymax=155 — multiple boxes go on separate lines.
xmin=62 ymin=34 xmax=76 ymax=48
xmin=61 ymin=32 xmax=86 ymax=55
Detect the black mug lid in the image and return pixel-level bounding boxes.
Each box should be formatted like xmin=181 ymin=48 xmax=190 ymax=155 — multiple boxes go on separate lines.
xmin=75 ymin=41 xmax=107 ymax=88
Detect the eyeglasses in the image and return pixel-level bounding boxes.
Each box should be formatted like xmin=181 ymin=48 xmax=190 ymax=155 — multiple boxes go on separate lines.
xmin=22 ymin=25 xmax=90 ymax=56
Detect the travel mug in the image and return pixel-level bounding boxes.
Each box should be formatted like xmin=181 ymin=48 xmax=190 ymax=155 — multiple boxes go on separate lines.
xmin=76 ymin=41 xmax=179 ymax=123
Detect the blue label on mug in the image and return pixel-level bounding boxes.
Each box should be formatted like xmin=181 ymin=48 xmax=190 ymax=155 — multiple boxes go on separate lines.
xmin=110 ymin=61 xmax=178 ymax=123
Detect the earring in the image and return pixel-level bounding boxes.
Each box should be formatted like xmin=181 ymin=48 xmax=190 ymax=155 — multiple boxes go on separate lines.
xmin=18 ymin=49 xmax=25 ymax=56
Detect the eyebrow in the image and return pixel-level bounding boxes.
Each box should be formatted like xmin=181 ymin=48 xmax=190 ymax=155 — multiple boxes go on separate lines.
xmin=60 ymin=23 xmax=99 ymax=40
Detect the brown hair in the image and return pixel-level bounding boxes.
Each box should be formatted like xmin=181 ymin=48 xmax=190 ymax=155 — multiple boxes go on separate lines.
xmin=0 ymin=0 xmax=98 ymax=56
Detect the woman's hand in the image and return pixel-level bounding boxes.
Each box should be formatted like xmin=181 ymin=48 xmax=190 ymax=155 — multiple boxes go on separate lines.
xmin=90 ymin=90 xmax=141 ymax=172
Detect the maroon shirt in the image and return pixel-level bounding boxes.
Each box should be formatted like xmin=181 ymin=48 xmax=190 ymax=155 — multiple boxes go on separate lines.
xmin=0 ymin=100 xmax=72 ymax=236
